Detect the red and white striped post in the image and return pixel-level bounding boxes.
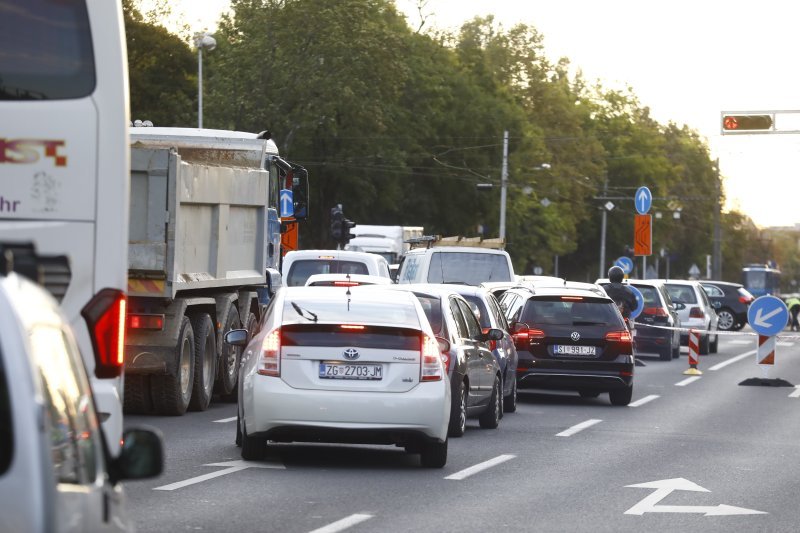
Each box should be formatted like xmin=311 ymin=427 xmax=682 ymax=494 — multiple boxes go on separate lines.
xmin=683 ymin=329 xmax=702 ymax=375
xmin=757 ymin=335 xmax=775 ymax=378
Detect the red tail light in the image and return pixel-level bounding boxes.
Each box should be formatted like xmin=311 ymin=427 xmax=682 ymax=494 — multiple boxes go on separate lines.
xmin=420 ymin=335 xmax=443 ymax=382
xmin=128 ymin=313 xmax=165 ymax=330
xmin=81 ymin=289 xmax=127 ymax=379
xmin=257 ymin=328 xmax=281 ymax=376
xmin=739 ymin=295 xmax=753 ymax=304
xmin=643 ymin=307 xmax=668 ymax=317
xmin=333 ymin=281 xmax=359 ymax=287
xmin=340 ymin=324 xmax=365 ymax=330
xmin=605 ymin=330 xmax=632 ymax=347
xmin=689 ymin=307 xmax=704 ymax=318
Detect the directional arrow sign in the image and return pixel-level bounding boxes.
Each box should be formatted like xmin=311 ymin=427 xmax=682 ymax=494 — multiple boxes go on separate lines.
xmin=280 ymin=188 xmax=294 ymax=218
xmin=154 ymin=460 xmax=284 ymax=491
xmin=615 ymin=256 xmax=634 ymax=275
xmin=634 ymin=214 xmax=652 ymax=256
xmin=625 ymin=478 xmax=766 ymax=516
xmin=628 ymin=285 xmax=644 ymax=319
xmin=747 ymin=295 xmax=789 ymax=337
xmin=635 ymin=186 xmax=652 ymax=215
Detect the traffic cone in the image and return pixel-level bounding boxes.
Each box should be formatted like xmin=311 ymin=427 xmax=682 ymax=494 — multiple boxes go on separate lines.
xmin=683 ymin=329 xmax=702 ymax=375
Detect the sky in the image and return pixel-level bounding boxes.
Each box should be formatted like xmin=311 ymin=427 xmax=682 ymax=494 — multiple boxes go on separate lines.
xmin=158 ymin=0 xmax=800 ymax=229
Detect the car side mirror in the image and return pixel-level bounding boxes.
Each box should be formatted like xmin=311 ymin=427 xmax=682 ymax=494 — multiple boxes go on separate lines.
xmin=224 ymin=329 xmax=249 ymax=346
xmin=110 ymin=428 xmax=164 ymax=484
xmin=673 ymin=302 xmax=686 ymax=311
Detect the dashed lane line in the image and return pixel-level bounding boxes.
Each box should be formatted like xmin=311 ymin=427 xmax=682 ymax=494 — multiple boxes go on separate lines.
xmin=308 ymin=514 xmax=373 ymax=533
xmin=675 ymin=376 xmax=701 ymax=387
xmin=790 ymin=386 xmax=800 ymax=399
xmin=213 ymin=416 xmax=237 ymax=423
xmin=708 ymin=350 xmax=756 ymax=371
xmin=629 ymin=394 xmax=659 ymax=407
xmin=556 ymin=419 xmax=602 ymax=437
xmin=445 ymin=454 xmax=516 ymax=480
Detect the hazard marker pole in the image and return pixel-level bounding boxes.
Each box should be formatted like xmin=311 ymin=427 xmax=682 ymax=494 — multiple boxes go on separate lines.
xmin=683 ymin=329 xmax=702 ymax=375
xmin=757 ymin=335 xmax=775 ymax=379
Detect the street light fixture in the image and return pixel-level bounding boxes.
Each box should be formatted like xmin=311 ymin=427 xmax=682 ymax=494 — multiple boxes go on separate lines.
xmin=194 ymin=32 xmax=216 ymax=129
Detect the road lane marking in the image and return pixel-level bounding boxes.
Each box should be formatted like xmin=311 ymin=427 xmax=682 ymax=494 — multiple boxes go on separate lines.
xmin=153 ymin=460 xmax=284 ymax=491
xmin=308 ymin=514 xmax=373 ymax=533
xmin=213 ymin=416 xmax=237 ymax=423
xmin=675 ymin=376 xmax=701 ymax=387
xmin=777 ymin=341 xmax=794 ymax=347
xmin=629 ymin=394 xmax=659 ymax=407
xmin=708 ymin=350 xmax=756 ymax=371
xmin=445 ymin=454 xmax=516 ymax=480
xmin=556 ymin=419 xmax=602 ymax=437
xmin=729 ymin=339 xmax=751 ymax=345
xmin=790 ymin=386 xmax=800 ymax=398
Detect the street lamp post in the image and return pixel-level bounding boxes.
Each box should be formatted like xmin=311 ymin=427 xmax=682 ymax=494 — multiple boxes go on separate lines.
xmin=194 ymin=32 xmax=216 ymax=129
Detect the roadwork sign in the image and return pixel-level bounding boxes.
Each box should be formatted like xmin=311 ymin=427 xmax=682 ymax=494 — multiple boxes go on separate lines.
xmin=634 ymin=214 xmax=652 ymax=256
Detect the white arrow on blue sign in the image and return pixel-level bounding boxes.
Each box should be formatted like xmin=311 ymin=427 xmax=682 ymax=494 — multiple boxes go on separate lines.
xmin=279 ymin=189 xmax=293 ymax=218
xmin=628 ymin=285 xmax=644 ymax=319
xmin=747 ymin=295 xmax=789 ymax=337
xmin=615 ymin=256 xmax=634 ymax=275
xmin=635 ymin=186 xmax=652 ymax=215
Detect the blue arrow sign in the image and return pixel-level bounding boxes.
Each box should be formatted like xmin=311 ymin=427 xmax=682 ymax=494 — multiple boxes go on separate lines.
xmin=629 ymin=285 xmax=644 ymax=319
xmin=615 ymin=256 xmax=634 ymax=275
xmin=279 ymin=189 xmax=293 ymax=218
xmin=747 ymin=295 xmax=789 ymax=337
xmin=635 ymin=186 xmax=652 ymax=215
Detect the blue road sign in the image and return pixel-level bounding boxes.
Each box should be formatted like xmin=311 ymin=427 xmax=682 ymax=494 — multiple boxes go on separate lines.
xmin=747 ymin=295 xmax=789 ymax=337
xmin=628 ymin=285 xmax=644 ymax=319
xmin=635 ymin=186 xmax=652 ymax=215
xmin=615 ymin=256 xmax=634 ymax=275
xmin=280 ymin=189 xmax=293 ymax=218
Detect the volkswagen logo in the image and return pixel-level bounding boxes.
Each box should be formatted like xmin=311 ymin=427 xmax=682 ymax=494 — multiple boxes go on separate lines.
xmin=570 ymin=331 xmax=581 ymax=342
xmin=343 ymin=348 xmax=360 ymax=360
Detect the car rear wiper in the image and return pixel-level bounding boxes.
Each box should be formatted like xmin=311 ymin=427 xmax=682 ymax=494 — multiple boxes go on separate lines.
xmin=291 ymin=302 xmax=318 ymax=322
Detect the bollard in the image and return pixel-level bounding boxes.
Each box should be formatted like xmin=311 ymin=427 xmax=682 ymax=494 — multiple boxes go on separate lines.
xmin=757 ymin=334 xmax=775 ymax=379
xmin=683 ymin=329 xmax=703 ymax=375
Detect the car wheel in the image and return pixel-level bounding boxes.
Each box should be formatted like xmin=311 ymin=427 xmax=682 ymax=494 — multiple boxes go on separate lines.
xmin=215 ymin=305 xmax=242 ymax=401
xmin=241 ymin=421 xmax=266 ymax=460
xmin=672 ymin=340 xmax=680 ymax=358
xmin=579 ymin=389 xmax=600 ymax=399
xmin=699 ymin=334 xmax=710 ymax=355
xmin=716 ymin=308 xmax=736 ymax=331
xmin=609 ymin=386 xmax=633 ymax=406
xmin=479 ymin=375 xmax=501 ymax=429
xmin=503 ymin=377 xmax=517 ymax=413
xmin=420 ymin=439 xmax=448 ymax=468
xmin=659 ymin=345 xmax=672 ymax=361
xmin=151 ymin=316 xmax=195 ymax=415
xmin=448 ymin=379 xmax=467 ymax=438
xmin=710 ymin=334 xmax=719 ymax=353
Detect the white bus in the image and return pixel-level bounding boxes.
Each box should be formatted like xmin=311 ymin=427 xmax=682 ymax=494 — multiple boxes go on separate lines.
xmin=0 ymin=0 xmax=130 ymax=454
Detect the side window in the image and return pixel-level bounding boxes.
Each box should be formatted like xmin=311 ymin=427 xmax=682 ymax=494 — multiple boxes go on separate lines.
xmin=449 ymin=298 xmax=469 ymax=340
xmin=486 ymin=295 xmax=509 ymax=331
xmin=31 ymin=326 xmax=100 ymax=485
xmin=457 ymin=299 xmax=482 ymax=339
xmin=500 ymin=293 xmax=522 ymax=324
xmin=698 ymin=286 xmax=713 ymax=307
xmin=703 ymin=285 xmax=724 ymax=298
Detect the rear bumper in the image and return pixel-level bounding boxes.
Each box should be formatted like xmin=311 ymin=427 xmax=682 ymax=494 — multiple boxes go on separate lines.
xmin=516 ymin=356 xmax=634 ymax=392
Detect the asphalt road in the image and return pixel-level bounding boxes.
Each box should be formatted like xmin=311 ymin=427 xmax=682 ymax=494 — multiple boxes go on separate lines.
xmin=124 ymin=326 xmax=800 ymax=532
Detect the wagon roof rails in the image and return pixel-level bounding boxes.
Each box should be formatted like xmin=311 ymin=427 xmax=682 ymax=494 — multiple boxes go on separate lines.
xmin=405 ymin=235 xmax=506 ymax=250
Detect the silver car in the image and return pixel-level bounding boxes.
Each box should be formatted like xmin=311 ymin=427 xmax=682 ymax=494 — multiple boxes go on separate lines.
xmin=661 ymin=280 xmax=719 ymax=354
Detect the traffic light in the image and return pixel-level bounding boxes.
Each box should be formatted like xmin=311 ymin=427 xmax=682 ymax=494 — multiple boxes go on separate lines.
xmin=330 ymin=206 xmax=343 ymax=242
xmin=342 ymin=218 xmax=356 ymax=245
xmin=721 ymin=114 xmax=773 ymax=132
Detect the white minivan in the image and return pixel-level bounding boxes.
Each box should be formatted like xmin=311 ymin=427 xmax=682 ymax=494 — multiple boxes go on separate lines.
xmin=397 ymin=246 xmax=515 ymax=286
xmin=282 ymin=250 xmax=392 ymax=287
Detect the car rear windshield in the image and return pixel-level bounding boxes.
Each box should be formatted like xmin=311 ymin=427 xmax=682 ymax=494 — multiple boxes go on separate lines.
xmin=665 ymin=284 xmax=697 ymax=304
xmin=632 ymin=285 xmax=661 ymax=307
xmin=520 ymin=296 xmax=622 ymax=327
xmin=281 ymin=324 xmax=420 ymax=350
xmin=426 ymin=252 xmax=511 ymax=285
xmin=283 ymin=298 xmax=421 ymax=328
xmin=0 ymin=0 xmax=96 ymax=100
xmin=286 ymin=260 xmax=370 ymax=286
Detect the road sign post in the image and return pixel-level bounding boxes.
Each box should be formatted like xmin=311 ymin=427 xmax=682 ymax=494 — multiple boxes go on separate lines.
xmin=744 ymin=296 xmax=789 ymax=385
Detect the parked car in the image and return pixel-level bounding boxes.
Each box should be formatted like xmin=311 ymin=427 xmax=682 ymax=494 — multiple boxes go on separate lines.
xmin=450 ymin=285 xmax=520 ymax=413
xmin=499 ymin=285 xmax=635 ymax=406
xmin=0 ymin=272 xmax=163 ymax=532
xmin=281 ymin=250 xmax=392 ymax=287
xmin=387 ymin=284 xmax=504 ymax=437
xmin=227 ymin=286 xmax=451 ymax=467
xmin=304 ymin=273 xmax=392 ymax=287
xmin=700 ymin=280 xmax=754 ymax=331
xmin=661 ymin=280 xmax=719 ymax=354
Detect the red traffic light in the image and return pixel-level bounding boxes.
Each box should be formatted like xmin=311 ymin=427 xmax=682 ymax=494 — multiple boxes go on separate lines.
xmin=721 ymin=114 xmax=773 ymax=131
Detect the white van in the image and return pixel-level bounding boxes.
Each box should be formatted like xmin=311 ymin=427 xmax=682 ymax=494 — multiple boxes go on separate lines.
xmin=0 ymin=1 xmax=130 ymax=453
xmin=282 ymin=250 xmax=392 ymax=287
xmin=397 ymin=246 xmax=515 ymax=286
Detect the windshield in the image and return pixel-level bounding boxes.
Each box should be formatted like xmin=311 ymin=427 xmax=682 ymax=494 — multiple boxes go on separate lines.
xmin=426 ymin=252 xmax=511 ymax=285
xmin=286 ymin=260 xmax=370 ymax=287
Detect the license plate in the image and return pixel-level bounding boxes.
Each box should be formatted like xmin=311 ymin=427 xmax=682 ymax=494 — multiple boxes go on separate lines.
xmin=319 ymin=362 xmax=383 ymax=380
xmin=553 ymin=345 xmax=597 ymax=356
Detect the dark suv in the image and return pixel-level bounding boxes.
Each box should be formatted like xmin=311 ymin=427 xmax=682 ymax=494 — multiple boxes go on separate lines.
xmin=499 ymin=286 xmax=635 ymax=406
xmin=700 ymin=281 xmax=754 ymax=331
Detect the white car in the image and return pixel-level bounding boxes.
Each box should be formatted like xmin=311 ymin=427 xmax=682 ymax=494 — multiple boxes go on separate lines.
xmin=660 ymin=280 xmax=719 ymax=354
xmin=304 ymin=273 xmax=393 ymax=287
xmin=226 ymin=286 xmax=451 ymax=467
xmin=0 ymin=272 xmax=163 ymax=532
xmin=281 ymin=250 xmax=392 ymax=287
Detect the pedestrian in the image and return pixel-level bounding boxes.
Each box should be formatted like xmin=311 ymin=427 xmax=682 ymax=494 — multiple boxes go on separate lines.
xmin=604 ymin=266 xmax=638 ymax=321
xmin=786 ymin=295 xmax=800 ymax=332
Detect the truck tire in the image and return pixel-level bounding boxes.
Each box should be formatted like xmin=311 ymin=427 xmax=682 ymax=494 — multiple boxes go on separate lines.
xmin=123 ymin=374 xmax=152 ymax=414
xmin=245 ymin=312 xmax=259 ymax=342
xmin=215 ymin=305 xmax=241 ymax=400
xmin=189 ymin=313 xmax=217 ymax=411
xmin=151 ymin=317 xmax=195 ymax=416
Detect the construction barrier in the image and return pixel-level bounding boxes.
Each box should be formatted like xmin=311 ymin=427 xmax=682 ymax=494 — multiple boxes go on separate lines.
xmin=683 ymin=329 xmax=702 ymax=375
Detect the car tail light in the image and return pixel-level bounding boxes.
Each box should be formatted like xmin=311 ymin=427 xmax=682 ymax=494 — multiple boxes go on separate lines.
xmin=81 ymin=289 xmax=126 ymax=379
xmin=128 ymin=313 xmax=165 ymax=331
xmin=482 ymin=328 xmax=497 ymax=351
xmin=334 ymin=281 xmax=359 ymax=287
xmin=643 ymin=307 xmax=668 ymax=317
xmin=605 ymin=330 xmax=632 ymax=348
xmin=257 ymin=328 xmax=281 ymax=376
xmin=689 ymin=307 xmax=704 ymax=319
xmin=739 ymin=295 xmax=753 ymax=304
xmin=420 ymin=335 xmax=443 ymax=382
xmin=340 ymin=324 xmax=365 ymax=330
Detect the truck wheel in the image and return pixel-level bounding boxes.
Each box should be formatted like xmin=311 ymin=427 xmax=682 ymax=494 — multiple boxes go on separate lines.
xmin=123 ymin=374 xmax=152 ymax=414
xmin=245 ymin=312 xmax=259 ymax=342
xmin=189 ymin=313 xmax=217 ymax=411
xmin=151 ymin=317 xmax=195 ymax=416
xmin=215 ymin=305 xmax=241 ymax=400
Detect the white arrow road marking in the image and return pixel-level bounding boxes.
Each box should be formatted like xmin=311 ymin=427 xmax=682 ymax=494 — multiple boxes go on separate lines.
xmin=709 ymin=350 xmax=756 ymax=371
xmin=754 ymin=307 xmax=783 ymax=328
xmin=675 ymin=376 xmax=701 ymax=387
xmin=629 ymin=394 xmax=659 ymax=407
xmin=308 ymin=514 xmax=373 ymax=533
xmin=556 ymin=419 xmax=602 ymax=437
xmin=213 ymin=416 xmax=237 ymax=423
xmin=153 ymin=460 xmax=284 ymax=491
xmin=445 ymin=454 xmax=516 ymax=480
xmin=625 ymin=477 xmax=766 ymax=516
xmin=789 ymin=386 xmax=800 ymax=398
